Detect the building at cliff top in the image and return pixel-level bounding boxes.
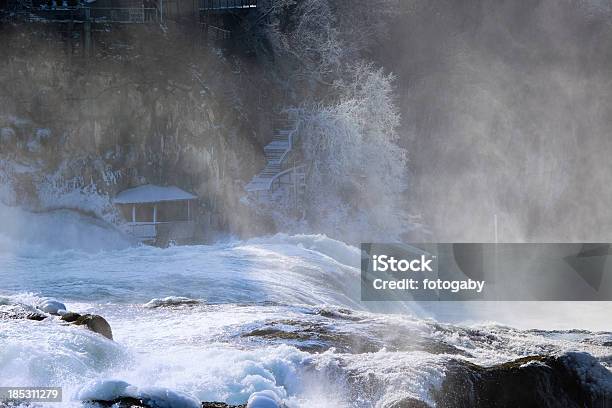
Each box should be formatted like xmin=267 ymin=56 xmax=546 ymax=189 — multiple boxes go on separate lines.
xmin=2 ymin=0 xmax=257 ymax=28
xmin=114 ymin=184 xmax=197 ymax=245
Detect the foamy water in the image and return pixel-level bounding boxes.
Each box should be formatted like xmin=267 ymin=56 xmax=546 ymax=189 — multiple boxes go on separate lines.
xmin=0 ymin=210 xmax=610 ymax=407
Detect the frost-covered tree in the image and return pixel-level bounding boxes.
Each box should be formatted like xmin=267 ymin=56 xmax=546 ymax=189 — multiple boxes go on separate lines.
xmin=253 ymin=0 xmax=414 ymax=240
xmin=332 ymin=0 xmax=400 ymax=56
xmin=298 ymin=63 xmax=411 ymax=240
xmin=262 ymin=0 xmax=344 ymax=84
xmin=261 ymin=0 xmax=398 ymax=86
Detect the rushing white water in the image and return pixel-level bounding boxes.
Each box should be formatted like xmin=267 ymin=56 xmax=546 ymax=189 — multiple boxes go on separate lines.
xmin=0 ymin=209 xmax=610 ymax=407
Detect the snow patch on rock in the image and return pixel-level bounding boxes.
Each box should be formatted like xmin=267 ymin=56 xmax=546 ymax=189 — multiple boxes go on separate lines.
xmin=36 ymin=299 xmax=67 ymax=315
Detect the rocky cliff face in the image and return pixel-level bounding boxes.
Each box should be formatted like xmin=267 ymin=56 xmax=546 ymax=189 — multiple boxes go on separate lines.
xmin=0 ymin=22 xmax=276 ymax=236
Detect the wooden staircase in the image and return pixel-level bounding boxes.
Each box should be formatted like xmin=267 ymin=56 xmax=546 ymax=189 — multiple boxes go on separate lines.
xmin=245 ymin=113 xmax=307 ymax=214
xmin=245 ymin=117 xmax=295 ymax=193
xmin=200 ymin=0 xmax=257 ymax=12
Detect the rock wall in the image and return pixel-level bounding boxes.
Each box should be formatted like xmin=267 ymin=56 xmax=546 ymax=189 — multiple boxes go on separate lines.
xmin=0 ymin=22 xmax=277 ymax=236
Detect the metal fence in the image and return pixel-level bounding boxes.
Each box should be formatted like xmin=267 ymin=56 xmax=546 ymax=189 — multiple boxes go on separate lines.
xmin=199 ymin=0 xmax=256 ymax=11
xmin=205 ymin=23 xmax=231 ymax=39
xmin=126 ymin=221 xmax=196 ymax=243
xmin=19 ymin=4 xmax=158 ymax=23
xmin=87 ymin=7 xmax=158 ymax=23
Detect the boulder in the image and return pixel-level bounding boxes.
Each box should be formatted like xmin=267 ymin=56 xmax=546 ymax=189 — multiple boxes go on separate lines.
xmin=87 ymin=397 xmax=144 ymax=407
xmin=0 ymin=301 xmax=47 ymax=321
xmin=61 ymin=312 xmax=113 ymax=340
xmin=385 ymin=398 xmax=432 ymax=408
xmin=432 ymin=352 xmax=612 ymax=408
xmin=87 ymin=399 xmax=245 ymax=408
xmin=202 ymin=404 xmax=246 ymax=408
xmin=143 ymin=297 xmax=201 ymax=308
xmin=59 ymin=311 xmax=81 ymax=322
xmin=79 ymin=381 xmax=203 ymax=408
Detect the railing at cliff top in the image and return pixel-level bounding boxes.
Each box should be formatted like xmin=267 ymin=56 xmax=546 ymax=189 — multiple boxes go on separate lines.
xmin=199 ymin=0 xmax=256 ymax=11
xmin=127 ymin=221 xmax=195 ymax=241
xmin=269 ymin=165 xmax=306 ymax=192
xmin=16 ymin=5 xmax=159 ymax=23
xmin=87 ymin=7 xmax=158 ymax=23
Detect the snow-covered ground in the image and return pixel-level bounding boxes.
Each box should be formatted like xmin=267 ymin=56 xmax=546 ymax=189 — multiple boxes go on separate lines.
xmin=0 ymin=209 xmax=610 ymax=407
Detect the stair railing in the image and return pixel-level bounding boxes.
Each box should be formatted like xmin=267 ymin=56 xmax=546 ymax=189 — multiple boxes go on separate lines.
xmin=277 ymin=108 xmax=302 ymax=165
xmin=269 ymin=164 xmax=306 ymax=193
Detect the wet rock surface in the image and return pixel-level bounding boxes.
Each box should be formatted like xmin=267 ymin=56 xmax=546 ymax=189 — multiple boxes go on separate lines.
xmin=242 ymin=318 xmax=470 ymax=356
xmin=432 ymin=353 xmax=612 ymax=408
xmin=0 ymin=301 xmax=47 ymax=321
xmin=0 ymin=299 xmax=114 ymax=340
xmin=385 ymin=397 xmax=433 ymax=408
xmin=61 ymin=312 xmax=113 ymax=340
xmin=242 ymin=320 xmax=381 ymax=353
xmin=143 ymin=296 xmax=202 ymax=308
xmin=88 ymin=400 xmax=245 ymax=408
xmin=83 ymin=351 xmax=612 ymax=408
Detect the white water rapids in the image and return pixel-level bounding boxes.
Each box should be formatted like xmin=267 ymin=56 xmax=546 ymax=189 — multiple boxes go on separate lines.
xmin=0 ymin=208 xmax=610 ymax=407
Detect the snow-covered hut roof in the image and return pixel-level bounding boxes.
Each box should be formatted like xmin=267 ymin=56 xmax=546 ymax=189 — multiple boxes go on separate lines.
xmin=114 ymin=184 xmax=196 ymax=204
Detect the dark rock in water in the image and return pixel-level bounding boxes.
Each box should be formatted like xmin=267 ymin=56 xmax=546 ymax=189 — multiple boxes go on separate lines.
xmin=61 ymin=312 xmax=113 ymax=340
xmin=88 ymin=399 xmax=245 ymax=408
xmin=0 ymin=302 xmax=47 ymax=321
xmin=88 ymin=397 xmax=145 ymax=407
xmin=312 ymin=307 xmax=362 ymax=321
xmin=385 ymin=397 xmax=432 ymax=408
xmin=0 ymin=300 xmax=112 ymax=339
xmin=242 ymin=321 xmax=383 ymax=354
xmin=60 ymin=311 xmax=82 ymax=322
xmin=143 ymin=297 xmax=201 ymax=308
xmin=242 ymin=319 xmax=470 ymax=357
xmin=433 ymin=352 xmax=612 ymax=408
